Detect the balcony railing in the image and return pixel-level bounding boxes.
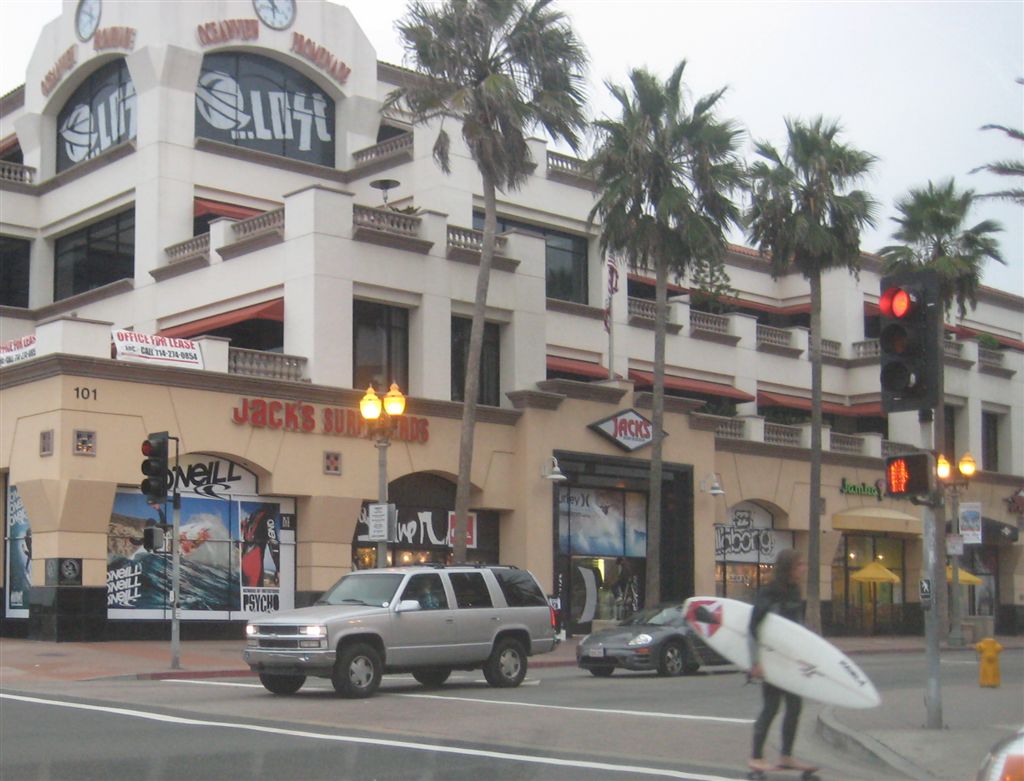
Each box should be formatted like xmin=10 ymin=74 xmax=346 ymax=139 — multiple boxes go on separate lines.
xmin=232 ymin=207 xmax=284 ymax=243
xmin=830 ymin=432 xmax=865 ymax=455
xmin=0 ymin=160 xmax=35 ymax=184
xmin=447 ymin=226 xmax=508 ymax=254
xmin=164 ymin=234 xmax=210 ymax=264
xmin=710 ymin=416 xmax=746 ymax=440
xmin=821 ymin=339 xmax=841 ymax=359
xmin=943 ymin=339 xmax=964 ymax=359
xmin=757 ymin=324 xmax=792 ymax=349
xmin=690 ymin=310 xmax=729 ymax=335
xmin=978 ymin=347 xmax=1004 ymax=368
xmin=229 ymin=347 xmax=307 ymax=382
xmin=628 ymin=297 xmax=657 ymax=321
xmin=546 ymin=151 xmax=591 ymax=180
xmin=765 ymin=422 xmax=801 ymax=447
xmin=351 ymin=132 xmax=413 ymax=166
xmin=882 ymin=440 xmax=918 ymax=458
xmin=852 ymin=339 xmax=880 ymax=359
xmin=353 ymin=204 xmax=422 ymax=238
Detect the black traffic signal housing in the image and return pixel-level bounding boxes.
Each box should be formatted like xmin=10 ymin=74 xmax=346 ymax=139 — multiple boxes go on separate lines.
xmin=142 ymin=526 xmax=165 ymax=552
xmin=140 ymin=431 xmax=169 ymax=503
xmin=885 ymin=452 xmax=934 ymax=497
xmin=878 ymin=270 xmax=941 ymax=413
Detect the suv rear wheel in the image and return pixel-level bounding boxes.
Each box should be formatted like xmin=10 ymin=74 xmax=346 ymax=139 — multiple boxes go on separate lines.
xmin=411 ymin=667 xmax=451 ymax=687
xmin=259 ymin=672 xmax=305 ymax=694
xmin=483 ymin=637 xmax=527 ymax=687
xmin=332 ymin=642 xmax=382 ymax=698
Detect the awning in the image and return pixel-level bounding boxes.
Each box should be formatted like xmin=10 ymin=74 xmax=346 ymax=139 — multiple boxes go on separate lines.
xmin=758 ymin=390 xmax=882 ymax=418
xmin=546 ymin=355 xmax=611 ymax=379
xmin=833 ymin=506 xmax=922 ymax=535
xmin=850 ymin=561 xmax=901 ymax=584
xmin=194 ymin=198 xmax=263 ymax=221
xmin=628 ymin=370 xmax=755 ymax=401
xmin=983 ymin=517 xmax=1020 ymax=544
xmin=946 ymin=565 xmax=983 ymax=586
xmin=160 ymin=298 xmax=284 ymax=338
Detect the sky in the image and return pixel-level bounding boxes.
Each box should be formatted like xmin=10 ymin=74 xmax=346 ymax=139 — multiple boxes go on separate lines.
xmin=2 ymin=0 xmax=1021 ymax=298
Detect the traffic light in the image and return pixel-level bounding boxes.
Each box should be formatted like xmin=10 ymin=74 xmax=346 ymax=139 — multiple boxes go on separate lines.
xmin=140 ymin=431 xmax=169 ymax=503
xmin=142 ymin=526 xmax=165 ymax=552
xmin=885 ymin=452 xmax=934 ymax=497
xmin=878 ymin=270 xmax=941 ymax=413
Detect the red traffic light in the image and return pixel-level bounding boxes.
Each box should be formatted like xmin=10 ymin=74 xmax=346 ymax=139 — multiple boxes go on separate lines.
xmin=141 ymin=439 xmax=155 ymax=457
xmin=879 ymin=286 xmax=918 ymax=319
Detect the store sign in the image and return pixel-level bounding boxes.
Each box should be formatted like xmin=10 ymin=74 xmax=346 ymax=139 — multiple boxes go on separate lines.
xmin=113 ymin=330 xmax=204 ymax=368
xmin=93 ymin=27 xmax=137 ymax=52
xmin=1 ymin=334 xmax=37 ymax=366
xmin=232 ymin=396 xmax=430 ymax=443
xmin=714 ymin=502 xmax=787 ymax=563
xmin=290 ymin=33 xmax=352 ymax=84
xmin=1006 ymin=488 xmax=1024 ymax=516
xmin=589 ymin=409 xmax=655 ymax=452
xmin=196 ymin=52 xmax=334 ymax=166
xmin=197 ymin=19 xmax=260 ymax=46
xmin=41 ymin=45 xmax=77 ymax=97
xmin=56 ymin=59 xmax=137 ymax=172
xmin=839 ymin=476 xmax=885 ymax=502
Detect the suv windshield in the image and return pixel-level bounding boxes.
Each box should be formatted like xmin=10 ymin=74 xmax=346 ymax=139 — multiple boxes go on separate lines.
xmin=316 ymin=573 xmax=404 ymax=607
xmin=623 ymin=605 xmax=685 ymax=627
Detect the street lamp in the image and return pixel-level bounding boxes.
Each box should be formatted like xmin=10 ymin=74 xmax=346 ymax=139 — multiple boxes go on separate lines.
xmin=936 ymin=451 xmax=976 ymax=647
xmin=360 ymin=383 xmax=406 ymax=568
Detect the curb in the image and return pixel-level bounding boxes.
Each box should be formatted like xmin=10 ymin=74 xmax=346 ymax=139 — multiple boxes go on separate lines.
xmin=816 ymin=707 xmax=934 ymax=781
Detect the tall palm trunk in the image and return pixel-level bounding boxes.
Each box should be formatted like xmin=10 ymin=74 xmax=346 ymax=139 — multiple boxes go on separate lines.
xmin=646 ymin=254 xmax=667 ymax=606
xmin=452 ymin=174 xmax=497 ymax=564
xmin=806 ymin=271 xmax=823 ymax=633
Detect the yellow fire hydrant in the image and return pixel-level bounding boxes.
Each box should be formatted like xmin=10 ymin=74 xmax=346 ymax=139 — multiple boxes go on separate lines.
xmin=975 ymin=637 xmax=1003 ymax=688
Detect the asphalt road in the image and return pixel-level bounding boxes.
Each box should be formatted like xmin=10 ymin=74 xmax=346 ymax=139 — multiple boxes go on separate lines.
xmin=2 ymin=652 xmax=1017 ymax=781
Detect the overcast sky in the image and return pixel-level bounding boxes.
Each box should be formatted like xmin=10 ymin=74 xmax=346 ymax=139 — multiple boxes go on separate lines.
xmin=2 ymin=0 xmax=1021 ymax=298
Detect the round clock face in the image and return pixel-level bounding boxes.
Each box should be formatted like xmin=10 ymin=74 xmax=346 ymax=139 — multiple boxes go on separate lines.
xmin=253 ymin=0 xmax=296 ymax=30
xmin=76 ymin=0 xmax=102 ymax=41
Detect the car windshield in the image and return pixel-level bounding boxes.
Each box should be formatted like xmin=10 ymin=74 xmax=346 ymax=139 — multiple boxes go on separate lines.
xmin=316 ymin=573 xmax=404 ymax=607
xmin=621 ymin=605 xmax=685 ymax=627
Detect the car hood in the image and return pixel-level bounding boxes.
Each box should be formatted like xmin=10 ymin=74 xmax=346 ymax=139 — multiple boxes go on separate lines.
xmin=248 ymin=603 xmax=387 ymax=624
xmin=581 ymin=624 xmax=679 ymax=645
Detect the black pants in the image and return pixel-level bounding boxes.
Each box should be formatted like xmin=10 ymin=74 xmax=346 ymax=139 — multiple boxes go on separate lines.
xmin=752 ymin=682 xmax=802 ymax=759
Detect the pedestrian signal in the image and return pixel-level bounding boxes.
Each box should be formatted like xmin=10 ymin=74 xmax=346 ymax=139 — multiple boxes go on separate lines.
xmin=885 ymin=453 xmax=934 ymax=497
xmin=140 ymin=431 xmax=169 ymax=503
xmin=878 ymin=271 xmax=941 ymax=413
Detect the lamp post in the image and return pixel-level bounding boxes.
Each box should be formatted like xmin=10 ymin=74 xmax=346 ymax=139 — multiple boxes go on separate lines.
xmin=936 ymin=451 xmax=976 ymax=647
xmin=359 ymin=383 xmax=406 ymax=568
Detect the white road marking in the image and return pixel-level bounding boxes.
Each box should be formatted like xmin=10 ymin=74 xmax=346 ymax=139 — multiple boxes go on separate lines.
xmin=1 ymin=692 xmax=741 ymax=780
xmin=163 ymin=679 xmax=751 ymax=724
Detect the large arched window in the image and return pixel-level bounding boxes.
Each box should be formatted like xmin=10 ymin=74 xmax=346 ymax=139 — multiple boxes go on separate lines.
xmin=196 ymin=53 xmax=334 ymax=166
xmin=56 ymin=59 xmax=137 ymax=172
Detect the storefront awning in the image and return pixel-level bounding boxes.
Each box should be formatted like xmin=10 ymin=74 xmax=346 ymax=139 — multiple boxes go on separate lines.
xmin=628 ymin=370 xmax=755 ymax=401
xmin=194 ymin=198 xmax=263 ymax=220
xmin=546 ymin=355 xmax=612 ymax=379
xmin=160 ymin=298 xmax=284 ymax=338
xmin=833 ymin=506 xmax=922 ymax=535
xmin=758 ymin=390 xmax=882 ymax=418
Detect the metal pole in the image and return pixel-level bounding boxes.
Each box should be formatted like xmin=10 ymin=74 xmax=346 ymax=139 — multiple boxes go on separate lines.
xmin=376 ymin=432 xmax=389 ymax=568
xmin=919 ymin=412 xmax=942 ymax=728
xmin=949 ymin=485 xmax=963 ymax=646
xmin=170 ymin=435 xmax=181 ymax=670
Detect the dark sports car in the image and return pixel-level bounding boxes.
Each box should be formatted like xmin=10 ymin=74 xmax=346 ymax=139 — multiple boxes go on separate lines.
xmin=576 ymin=603 xmax=729 ymax=677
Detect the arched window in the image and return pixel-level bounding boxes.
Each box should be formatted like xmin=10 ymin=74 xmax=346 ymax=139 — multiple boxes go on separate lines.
xmin=56 ymin=59 xmax=136 ymax=172
xmin=196 ymin=53 xmax=334 ymax=166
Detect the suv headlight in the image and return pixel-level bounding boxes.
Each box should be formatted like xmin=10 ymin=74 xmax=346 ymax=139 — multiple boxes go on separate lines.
xmin=301 ymin=625 xmax=327 ymax=637
xmin=245 ymin=624 xmax=257 ymax=637
xmin=627 ymin=633 xmax=654 ymax=647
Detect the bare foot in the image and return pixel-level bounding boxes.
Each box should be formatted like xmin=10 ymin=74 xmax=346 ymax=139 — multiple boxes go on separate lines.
xmin=748 ymin=758 xmax=773 ymax=772
xmin=778 ymin=756 xmax=818 ymax=771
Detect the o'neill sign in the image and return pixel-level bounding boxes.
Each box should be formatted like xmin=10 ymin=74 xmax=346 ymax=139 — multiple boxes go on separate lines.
xmin=589 ymin=409 xmax=659 ymax=452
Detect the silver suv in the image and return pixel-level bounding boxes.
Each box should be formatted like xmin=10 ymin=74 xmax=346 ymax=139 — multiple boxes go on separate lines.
xmin=244 ymin=565 xmax=558 ymax=697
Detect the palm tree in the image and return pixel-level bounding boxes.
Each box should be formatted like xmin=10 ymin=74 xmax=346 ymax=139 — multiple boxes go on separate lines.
xmin=881 ymin=180 xmax=1005 ymax=319
xmin=388 ymin=0 xmax=588 ymax=563
xmin=589 ymin=62 xmax=744 ymax=605
xmin=879 ymin=179 xmax=1004 ymax=640
xmin=971 ymin=78 xmax=1024 ymax=206
xmin=746 ymin=117 xmax=877 ymax=633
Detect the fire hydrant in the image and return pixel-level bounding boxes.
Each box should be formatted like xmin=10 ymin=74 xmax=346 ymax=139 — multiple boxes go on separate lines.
xmin=975 ymin=637 xmax=1003 ymax=688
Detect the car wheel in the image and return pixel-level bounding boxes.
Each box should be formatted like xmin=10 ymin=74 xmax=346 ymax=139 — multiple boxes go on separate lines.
xmin=483 ymin=637 xmax=527 ymax=687
xmin=332 ymin=642 xmax=382 ymax=698
xmin=411 ymin=667 xmax=451 ymax=687
xmin=258 ymin=673 xmax=305 ymax=695
xmin=588 ymin=666 xmax=615 ymax=677
xmin=657 ymin=641 xmax=687 ymax=677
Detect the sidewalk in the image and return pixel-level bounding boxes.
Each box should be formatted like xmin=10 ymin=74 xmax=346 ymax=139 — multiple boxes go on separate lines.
xmin=1 ymin=633 xmax=1021 ymax=780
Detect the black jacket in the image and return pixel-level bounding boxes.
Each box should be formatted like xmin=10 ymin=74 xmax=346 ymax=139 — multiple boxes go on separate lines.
xmin=748 ymin=580 xmax=804 ymax=665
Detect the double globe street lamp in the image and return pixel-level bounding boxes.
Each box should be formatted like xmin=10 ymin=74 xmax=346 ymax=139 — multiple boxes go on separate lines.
xmin=359 ymin=383 xmax=406 ymax=568
xmin=936 ymin=451 xmax=976 ymax=647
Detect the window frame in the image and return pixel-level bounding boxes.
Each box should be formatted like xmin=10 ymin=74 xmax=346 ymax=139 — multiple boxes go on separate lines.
xmin=353 ymin=300 xmax=409 ymax=393
xmin=451 ymin=316 xmax=500 ymax=406
xmin=53 ymin=209 xmax=135 ymax=301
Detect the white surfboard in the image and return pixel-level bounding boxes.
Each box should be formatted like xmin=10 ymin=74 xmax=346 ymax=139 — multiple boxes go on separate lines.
xmin=683 ymin=596 xmax=881 ymax=709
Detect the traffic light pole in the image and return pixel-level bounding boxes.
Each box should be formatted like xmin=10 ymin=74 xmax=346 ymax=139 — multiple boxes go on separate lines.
xmin=919 ymin=413 xmax=943 ymax=729
xmin=170 ymin=436 xmax=181 ymax=671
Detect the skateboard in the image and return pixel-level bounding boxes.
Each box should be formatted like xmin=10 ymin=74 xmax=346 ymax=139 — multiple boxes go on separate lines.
xmin=747 ymin=765 xmax=820 ymax=780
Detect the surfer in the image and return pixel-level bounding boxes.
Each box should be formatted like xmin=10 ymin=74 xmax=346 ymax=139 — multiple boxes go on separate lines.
xmin=747 ymin=548 xmax=818 ymax=775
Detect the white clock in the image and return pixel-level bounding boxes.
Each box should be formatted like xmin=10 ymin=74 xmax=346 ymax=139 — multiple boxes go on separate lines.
xmin=253 ymin=0 xmax=296 ymax=30
xmin=75 ymin=0 xmax=102 ymax=41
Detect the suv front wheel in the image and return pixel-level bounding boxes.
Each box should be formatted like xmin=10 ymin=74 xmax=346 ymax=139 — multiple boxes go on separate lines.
xmin=483 ymin=637 xmax=527 ymax=687
xmin=332 ymin=642 xmax=382 ymax=698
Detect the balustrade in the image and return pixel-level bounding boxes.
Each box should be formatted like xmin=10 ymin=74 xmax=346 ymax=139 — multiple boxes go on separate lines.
xmin=0 ymin=161 xmax=34 ymax=184
xmin=353 ymin=204 xmax=421 ymax=237
xmin=352 ymin=132 xmax=413 ymax=165
xmin=690 ymin=310 xmax=729 ymax=334
xmin=228 ymin=347 xmax=307 ymax=382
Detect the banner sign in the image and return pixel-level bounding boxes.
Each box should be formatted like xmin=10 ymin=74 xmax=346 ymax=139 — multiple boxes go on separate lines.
xmin=1 ymin=334 xmax=37 ymax=367
xmin=113 ymin=330 xmax=204 ymax=368
xmin=959 ymin=502 xmax=982 ymax=545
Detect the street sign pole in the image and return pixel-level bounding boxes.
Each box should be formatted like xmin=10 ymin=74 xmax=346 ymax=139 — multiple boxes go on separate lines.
xmin=170 ymin=436 xmax=181 ymax=671
xmin=919 ymin=411 xmax=943 ymax=729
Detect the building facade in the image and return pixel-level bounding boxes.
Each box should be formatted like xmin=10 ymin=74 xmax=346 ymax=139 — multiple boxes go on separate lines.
xmin=2 ymin=0 xmax=1022 ymax=642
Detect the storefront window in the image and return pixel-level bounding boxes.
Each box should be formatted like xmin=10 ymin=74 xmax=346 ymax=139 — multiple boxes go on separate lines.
xmin=56 ymin=59 xmax=136 ymax=172
xmin=963 ymin=546 xmax=997 ymax=617
xmin=833 ymin=534 xmax=906 ymax=635
xmin=714 ymin=501 xmax=793 ymax=602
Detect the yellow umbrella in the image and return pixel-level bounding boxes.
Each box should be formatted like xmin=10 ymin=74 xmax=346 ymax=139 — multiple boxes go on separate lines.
xmin=850 ymin=561 xmax=902 ymax=584
xmin=946 ymin=565 xmax=982 ymax=586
